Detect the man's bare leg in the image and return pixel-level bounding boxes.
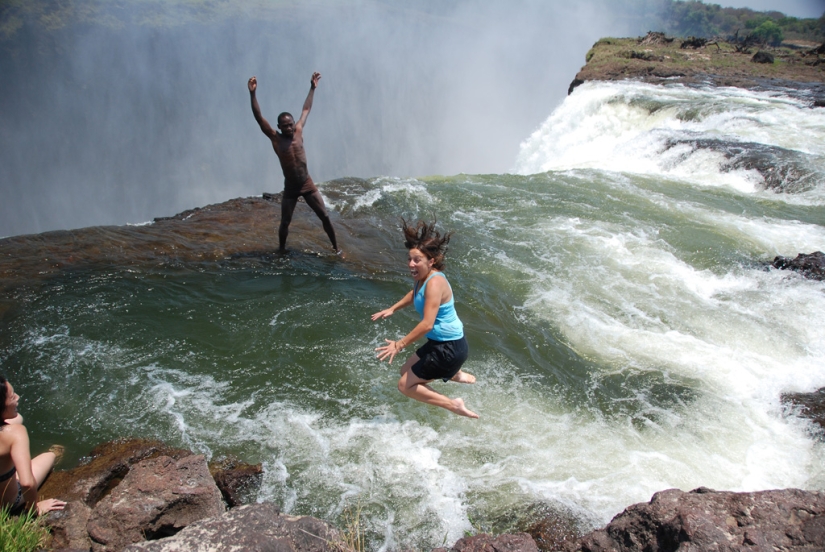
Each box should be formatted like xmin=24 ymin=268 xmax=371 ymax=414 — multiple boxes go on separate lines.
xmin=279 ymin=196 xmax=299 ymax=251
xmin=304 ymin=191 xmax=339 ymax=252
xmin=397 ymin=361 xmax=478 ymax=419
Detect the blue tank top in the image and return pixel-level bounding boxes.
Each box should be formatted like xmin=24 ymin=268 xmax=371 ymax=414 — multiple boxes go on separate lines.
xmin=413 ymin=272 xmax=464 ymax=341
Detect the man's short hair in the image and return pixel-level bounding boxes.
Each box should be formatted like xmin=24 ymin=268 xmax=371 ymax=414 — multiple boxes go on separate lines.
xmin=277 ymin=112 xmax=294 ymax=125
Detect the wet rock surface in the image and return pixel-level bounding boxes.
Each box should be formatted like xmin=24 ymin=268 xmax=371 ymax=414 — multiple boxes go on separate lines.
xmin=664 ymin=138 xmax=821 ymax=193
xmin=783 ymin=387 xmax=825 ymax=434
xmin=0 ymin=187 xmax=397 ymax=301
xmin=772 ymin=251 xmax=825 ymax=280
xmin=208 ymin=455 xmax=264 ymax=508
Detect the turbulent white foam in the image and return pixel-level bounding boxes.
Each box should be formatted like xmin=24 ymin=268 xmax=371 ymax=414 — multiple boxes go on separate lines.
xmin=512 ymin=212 xmax=825 ymax=504
xmin=513 ymin=81 xmax=825 ymax=198
xmin=346 ymin=177 xmax=435 ymax=212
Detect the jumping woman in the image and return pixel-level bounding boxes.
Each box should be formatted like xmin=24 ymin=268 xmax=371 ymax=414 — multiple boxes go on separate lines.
xmin=372 ymin=220 xmax=478 ymax=419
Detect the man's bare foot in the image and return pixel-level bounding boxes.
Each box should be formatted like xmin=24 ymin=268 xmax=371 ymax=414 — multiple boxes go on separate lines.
xmin=451 ymin=397 xmax=478 ymax=419
xmin=335 ymin=248 xmax=346 ymax=259
xmin=450 ymin=371 xmax=476 ymax=384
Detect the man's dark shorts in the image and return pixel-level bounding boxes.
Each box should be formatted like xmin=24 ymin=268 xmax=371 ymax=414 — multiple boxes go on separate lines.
xmin=411 ymin=336 xmax=469 ymax=382
xmin=283 ymin=176 xmax=319 ymax=199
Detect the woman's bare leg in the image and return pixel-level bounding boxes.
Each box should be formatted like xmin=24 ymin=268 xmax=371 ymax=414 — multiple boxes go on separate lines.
xmin=397 ymin=362 xmax=478 ymax=419
xmin=30 ymin=451 xmax=56 ymax=487
xmin=450 ymin=371 xmax=476 ymax=384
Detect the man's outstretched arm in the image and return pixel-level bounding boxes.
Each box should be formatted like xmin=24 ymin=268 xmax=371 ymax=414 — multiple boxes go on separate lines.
xmin=297 ymin=72 xmax=321 ymax=129
xmin=248 ymin=76 xmax=277 ymax=138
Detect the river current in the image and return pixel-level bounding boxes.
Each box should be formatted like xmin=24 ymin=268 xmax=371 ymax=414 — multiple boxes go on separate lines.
xmin=2 ymin=80 xmax=824 ymax=550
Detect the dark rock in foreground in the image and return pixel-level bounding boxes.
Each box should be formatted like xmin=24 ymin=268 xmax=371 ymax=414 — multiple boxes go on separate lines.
xmin=86 ymin=454 xmax=225 ymax=551
xmin=563 ymin=487 xmax=825 ymax=552
xmin=772 ymin=251 xmax=825 ymax=280
xmin=42 ymin=438 xmax=262 ymax=551
xmin=433 ymin=533 xmax=539 ymax=552
xmin=123 ymin=503 xmax=340 ymax=552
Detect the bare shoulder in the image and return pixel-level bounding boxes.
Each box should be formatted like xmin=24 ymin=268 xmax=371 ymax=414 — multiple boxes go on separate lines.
xmin=0 ymin=424 xmax=27 ymax=441
xmin=425 ymin=272 xmax=448 ymax=292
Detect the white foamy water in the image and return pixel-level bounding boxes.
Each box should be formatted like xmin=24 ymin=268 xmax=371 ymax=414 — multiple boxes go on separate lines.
xmin=514 ymin=81 xmax=825 ymax=200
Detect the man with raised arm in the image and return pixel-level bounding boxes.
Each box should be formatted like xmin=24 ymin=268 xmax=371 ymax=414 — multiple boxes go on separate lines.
xmin=248 ymin=72 xmax=340 ymax=254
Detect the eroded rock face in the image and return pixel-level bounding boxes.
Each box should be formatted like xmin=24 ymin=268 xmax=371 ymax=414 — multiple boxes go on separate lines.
xmin=86 ymin=454 xmax=225 ymax=551
xmin=209 ymin=456 xmax=264 ymax=508
xmin=565 ymin=487 xmax=825 ymax=552
xmin=42 ymin=439 xmax=263 ymax=551
xmin=41 ymin=439 xmax=193 ymax=506
xmin=122 ymin=503 xmax=341 ymax=552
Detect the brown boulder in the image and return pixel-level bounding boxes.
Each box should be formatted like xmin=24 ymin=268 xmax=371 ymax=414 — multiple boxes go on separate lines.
xmin=434 ymin=533 xmax=539 ymax=552
xmin=40 ymin=438 xmax=193 ymax=506
xmin=565 ymin=487 xmax=825 ymax=552
xmin=122 ymin=502 xmax=340 ymax=552
xmin=86 ymin=454 xmax=224 ymax=551
xmin=47 ymin=501 xmax=94 ymax=551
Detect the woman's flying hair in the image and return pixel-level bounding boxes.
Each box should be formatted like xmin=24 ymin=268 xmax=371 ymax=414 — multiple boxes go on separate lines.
xmin=401 ymin=218 xmax=452 ymax=270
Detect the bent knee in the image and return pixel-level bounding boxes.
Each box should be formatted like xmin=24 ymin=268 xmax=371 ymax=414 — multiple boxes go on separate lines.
xmin=397 ymin=377 xmax=416 ymax=396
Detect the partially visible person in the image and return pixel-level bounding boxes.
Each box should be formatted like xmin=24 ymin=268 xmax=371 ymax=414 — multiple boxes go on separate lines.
xmin=248 ymin=72 xmax=341 ymax=255
xmin=373 ymin=220 xmax=478 ymax=419
xmin=0 ymin=375 xmax=66 ymax=515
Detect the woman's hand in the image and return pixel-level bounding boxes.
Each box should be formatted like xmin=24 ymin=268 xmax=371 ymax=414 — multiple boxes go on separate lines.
xmin=371 ymin=308 xmax=394 ymax=321
xmin=36 ymin=498 xmax=67 ymax=515
xmin=375 ymin=339 xmax=405 ymax=364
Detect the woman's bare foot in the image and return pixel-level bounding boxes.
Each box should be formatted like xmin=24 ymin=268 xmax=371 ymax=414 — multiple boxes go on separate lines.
xmin=49 ymin=444 xmax=65 ymax=467
xmin=450 ymin=371 xmax=476 ymax=384
xmin=450 ymin=398 xmax=479 ymax=419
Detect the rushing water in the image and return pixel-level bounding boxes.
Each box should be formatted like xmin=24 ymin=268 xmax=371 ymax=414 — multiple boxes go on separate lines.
xmin=2 ymin=80 xmax=825 ymax=550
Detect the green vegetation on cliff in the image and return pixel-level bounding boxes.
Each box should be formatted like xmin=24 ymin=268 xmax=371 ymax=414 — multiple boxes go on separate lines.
xmin=654 ymin=0 xmax=825 ymax=43
xmin=1 ymin=0 xmax=824 ymax=45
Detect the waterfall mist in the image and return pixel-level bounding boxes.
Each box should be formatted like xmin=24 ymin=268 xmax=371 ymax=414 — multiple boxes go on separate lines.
xmin=2 ymin=0 xmax=649 ymax=237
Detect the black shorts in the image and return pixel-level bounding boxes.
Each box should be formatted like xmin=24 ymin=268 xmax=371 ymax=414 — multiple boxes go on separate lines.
xmin=411 ymin=336 xmax=469 ymax=382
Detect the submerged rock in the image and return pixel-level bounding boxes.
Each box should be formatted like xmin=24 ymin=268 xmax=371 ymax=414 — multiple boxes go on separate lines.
xmin=772 ymin=251 xmax=825 ymax=280
xmin=783 ymin=387 xmax=825 ymax=433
